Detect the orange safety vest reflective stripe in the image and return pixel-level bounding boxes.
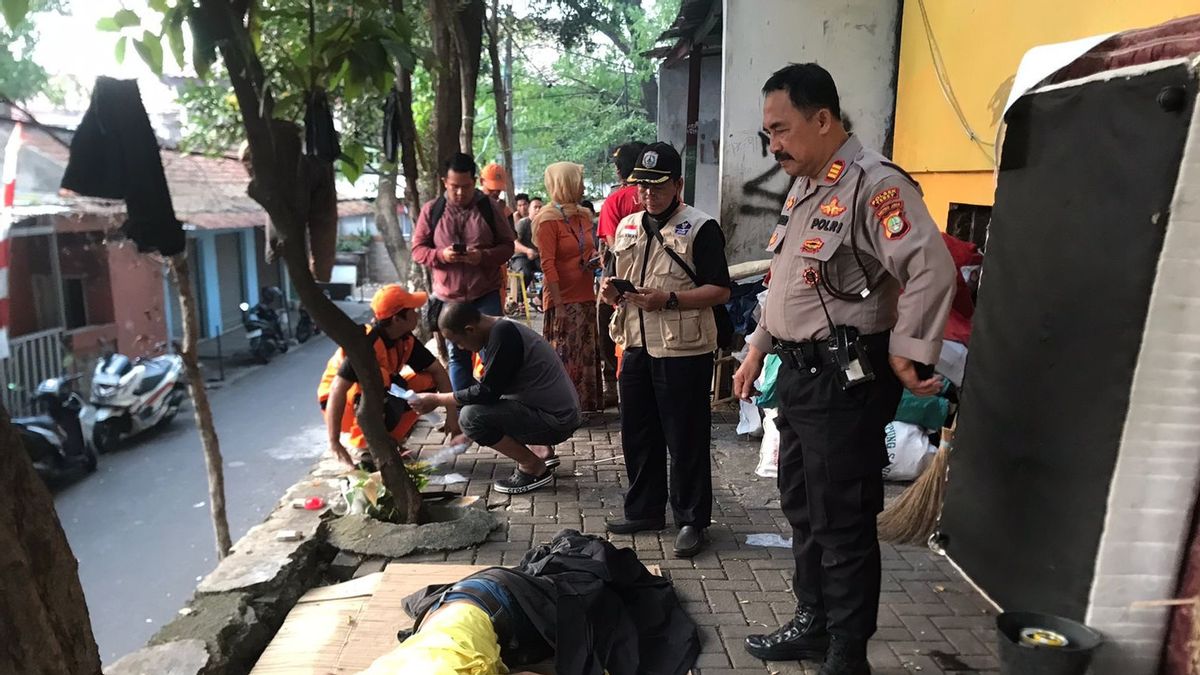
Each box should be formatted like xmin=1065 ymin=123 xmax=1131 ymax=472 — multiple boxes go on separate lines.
xmin=318 ymin=327 xmax=420 ymax=445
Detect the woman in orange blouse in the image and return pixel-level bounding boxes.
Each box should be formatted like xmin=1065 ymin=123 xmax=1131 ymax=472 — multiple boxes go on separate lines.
xmin=531 ymin=162 xmax=603 ymax=413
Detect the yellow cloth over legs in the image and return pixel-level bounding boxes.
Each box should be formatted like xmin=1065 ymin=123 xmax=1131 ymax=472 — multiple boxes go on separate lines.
xmin=357 ymin=601 xmax=509 ymax=675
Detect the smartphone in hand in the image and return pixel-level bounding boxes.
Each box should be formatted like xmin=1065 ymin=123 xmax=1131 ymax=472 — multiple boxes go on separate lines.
xmin=609 ymin=278 xmax=638 ymax=296
xmin=452 ymin=242 xmax=468 ymax=254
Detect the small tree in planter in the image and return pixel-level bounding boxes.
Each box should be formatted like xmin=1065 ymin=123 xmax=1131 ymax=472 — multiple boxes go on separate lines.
xmin=111 ymin=0 xmax=429 ymax=522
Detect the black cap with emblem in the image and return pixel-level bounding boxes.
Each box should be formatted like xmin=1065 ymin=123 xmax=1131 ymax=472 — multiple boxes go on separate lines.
xmin=627 ymin=141 xmax=682 ymax=184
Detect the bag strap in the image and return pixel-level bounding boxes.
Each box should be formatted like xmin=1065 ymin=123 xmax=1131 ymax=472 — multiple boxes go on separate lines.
xmin=426 ymin=193 xmax=499 ymax=244
xmin=644 ymin=213 xmax=702 ymax=289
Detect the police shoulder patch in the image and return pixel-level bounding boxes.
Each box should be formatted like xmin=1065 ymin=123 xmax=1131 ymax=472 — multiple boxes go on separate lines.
xmin=825 ymin=160 xmax=845 ymax=183
xmin=869 ymin=187 xmax=900 ymax=210
xmin=876 ymin=202 xmax=910 ymax=241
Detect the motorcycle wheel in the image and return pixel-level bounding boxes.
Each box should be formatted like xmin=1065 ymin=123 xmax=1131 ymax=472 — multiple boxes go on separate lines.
xmin=279 ymin=339 xmax=289 ymax=354
xmin=252 ymin=338 xmax=272 ymax=364
xmin=296 ymin=322 xmax=313 ymax=343
xmin=94 ymin=422 xmax=120 ymax=454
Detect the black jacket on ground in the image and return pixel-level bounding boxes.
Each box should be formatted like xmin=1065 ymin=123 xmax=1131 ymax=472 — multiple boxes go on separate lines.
xmin=403 ymin=529 xmax=699 ymax=675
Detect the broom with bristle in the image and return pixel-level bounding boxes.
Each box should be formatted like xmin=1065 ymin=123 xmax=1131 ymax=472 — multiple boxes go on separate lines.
xmin=877 ymin=417 xmax=955 ymax=545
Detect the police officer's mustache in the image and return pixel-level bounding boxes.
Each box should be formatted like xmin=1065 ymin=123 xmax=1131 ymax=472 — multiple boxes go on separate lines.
xmin=774 ymin=151 xmax=794 ymax=162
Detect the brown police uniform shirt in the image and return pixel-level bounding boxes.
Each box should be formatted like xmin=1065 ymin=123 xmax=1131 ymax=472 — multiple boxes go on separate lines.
xmin=746 ymin=135 xmax=956 ymax=365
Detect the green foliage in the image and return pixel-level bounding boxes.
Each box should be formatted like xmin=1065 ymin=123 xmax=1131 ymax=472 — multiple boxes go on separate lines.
xmin=0 ymin=0 xmax=68 ymax=103
xmin=341 ymin=463 xmax=432 ymax=523
xmin=110 ymin=0 xmax=422 ymax=182
xmin=473 ymin=1 xmax=678 ymax=197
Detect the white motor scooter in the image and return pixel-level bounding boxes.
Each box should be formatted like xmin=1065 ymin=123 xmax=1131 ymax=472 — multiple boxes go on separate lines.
xmin=86 ymin=352 xmax=188 ymax=453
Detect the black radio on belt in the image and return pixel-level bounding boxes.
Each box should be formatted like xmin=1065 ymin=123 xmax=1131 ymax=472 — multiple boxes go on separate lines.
xmin=827 ymin=325 xmax=874 ymax=390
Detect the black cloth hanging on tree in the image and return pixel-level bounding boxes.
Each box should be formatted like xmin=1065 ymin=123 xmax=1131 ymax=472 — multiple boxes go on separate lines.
xmin=382 ymin=88 xmax=402 ymax=163
xmin=61 ymin=76 xmax=185 ymax=256
xmin=304 ymin=89 xmax=340 ymax=163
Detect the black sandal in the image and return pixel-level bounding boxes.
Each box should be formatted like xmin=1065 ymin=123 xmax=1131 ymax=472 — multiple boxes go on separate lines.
xmin=493 ymin=467 xmax=555 ymax=494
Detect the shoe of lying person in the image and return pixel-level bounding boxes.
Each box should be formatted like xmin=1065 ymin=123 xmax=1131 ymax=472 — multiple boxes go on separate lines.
xmin=493 ymin=467 xmax=555 ymax=494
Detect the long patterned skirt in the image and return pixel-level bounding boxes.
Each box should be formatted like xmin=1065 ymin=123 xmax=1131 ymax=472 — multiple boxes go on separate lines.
xmin=543 ymin=301 xmax=603 ymax=412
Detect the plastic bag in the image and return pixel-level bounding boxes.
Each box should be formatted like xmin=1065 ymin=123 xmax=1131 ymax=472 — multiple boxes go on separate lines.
xmin=882 ymin=421 xmax=936 ymax=481
xmin=755 ymin=408 xmax=780 ymax=478
xmin=737 ymin=399 xmax=763 ymax=437
xmin=754 ymin=353 xmax=782 ymax=409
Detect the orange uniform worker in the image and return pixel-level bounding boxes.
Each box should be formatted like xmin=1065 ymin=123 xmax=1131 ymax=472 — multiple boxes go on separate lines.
xmin=318 ymin=285 xmax=461 ymax=466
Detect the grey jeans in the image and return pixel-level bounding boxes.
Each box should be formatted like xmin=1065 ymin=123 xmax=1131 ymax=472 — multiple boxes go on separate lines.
xmin=459 ymin=400 xmax=580 ymax=448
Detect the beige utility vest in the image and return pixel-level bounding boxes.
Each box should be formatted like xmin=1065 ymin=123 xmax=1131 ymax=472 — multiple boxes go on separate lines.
xmin=609 ymin=204 xmax=718 ymax=358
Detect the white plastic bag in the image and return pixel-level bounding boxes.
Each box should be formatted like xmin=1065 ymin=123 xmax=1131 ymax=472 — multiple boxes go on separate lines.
xmin=882 ymin=421 xmax=936 ymax=481
xmin=937 ymin=340 xmax=968 ymax=388
xmin=755 ymin=408 xmax=780 ymax=478
xmin=737 ymin=399 xmax=763 ymax=437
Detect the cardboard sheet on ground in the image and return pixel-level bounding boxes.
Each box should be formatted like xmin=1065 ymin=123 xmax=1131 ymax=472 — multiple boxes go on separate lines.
xmin=251 ymin=562 xmax=669 ymax=674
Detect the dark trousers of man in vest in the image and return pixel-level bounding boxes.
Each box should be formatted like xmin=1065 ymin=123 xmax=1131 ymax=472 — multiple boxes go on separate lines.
xmin=618 ymin=348 xmax=713 ymax=528
xmin=774 ymin=342 xmax=902 ymax=641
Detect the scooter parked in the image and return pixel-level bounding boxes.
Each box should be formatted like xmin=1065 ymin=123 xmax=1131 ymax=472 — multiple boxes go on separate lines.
xmin=241 ymin=286 xmax=288 ymax=363
xmin=87 ymin=352 xmax=188 ymax=453
xmin=12 ymin=375 xmax=98 ymax=481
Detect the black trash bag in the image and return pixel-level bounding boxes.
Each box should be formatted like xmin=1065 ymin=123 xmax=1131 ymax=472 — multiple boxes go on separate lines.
xmin=61 ymin=76 xmax=184 ymax=256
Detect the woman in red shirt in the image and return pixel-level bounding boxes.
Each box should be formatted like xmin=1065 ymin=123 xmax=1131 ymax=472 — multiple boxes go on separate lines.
xmin=532 ymin=162 xmax=603 ymax=414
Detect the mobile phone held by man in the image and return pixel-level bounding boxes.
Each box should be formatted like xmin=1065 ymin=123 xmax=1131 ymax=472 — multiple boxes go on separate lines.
xmin=609 ymin=278 xmax=638 ymax=297
xmin=452 ymin=242 xmax=467 ymax=255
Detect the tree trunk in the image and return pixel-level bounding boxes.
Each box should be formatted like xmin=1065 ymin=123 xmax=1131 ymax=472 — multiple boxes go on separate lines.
xmin=169 ymin=255 xmax=233 ymax=559
xmin=486 ymin=0 xmax=515 ymax=207
xmin=454 ymin=0 xmax=485 ymax=155
xmin=0 ymin=404 xmax=102 ymax=675
xmin=202 ymin=0 xmax=424 ymax=523
xmin=375 ymin=166 xmax=410 ymax=283
xmin=429 ymin=0 xmax=463 ymax=167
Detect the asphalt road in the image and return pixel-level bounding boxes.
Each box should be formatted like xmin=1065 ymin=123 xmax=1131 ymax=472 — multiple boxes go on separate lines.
xmin=53 ymin=334 xmax=338 ymax=664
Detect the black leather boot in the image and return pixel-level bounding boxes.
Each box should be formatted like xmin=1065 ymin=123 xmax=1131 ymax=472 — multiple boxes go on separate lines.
xmin=744 ymin=605 xmax=829 ymax=661
xmin=818 ymin=635 xmax=871 ymax=675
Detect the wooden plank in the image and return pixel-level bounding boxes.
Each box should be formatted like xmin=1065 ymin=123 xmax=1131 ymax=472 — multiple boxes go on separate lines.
xmin=297 ymin=572 xmax=384 ymax=604
xmin=249 ymin=596 xmax=367 ymax=675
xmin=334 ymin=563 xmax=490 ymax=672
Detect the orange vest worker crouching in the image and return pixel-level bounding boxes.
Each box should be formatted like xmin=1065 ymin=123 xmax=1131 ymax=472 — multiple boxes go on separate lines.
xmin=317 ymin=285 xmax=461 ymax=466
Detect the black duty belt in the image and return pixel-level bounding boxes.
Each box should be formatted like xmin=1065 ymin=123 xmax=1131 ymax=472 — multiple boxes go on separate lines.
xmin=772 ymin=331 xmax=889 ymax=372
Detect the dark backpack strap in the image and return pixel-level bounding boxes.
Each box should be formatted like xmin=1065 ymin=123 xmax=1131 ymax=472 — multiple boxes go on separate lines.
xmin=423 ymin=196 xmax=447 ymax=248
xmin=474 ymin=192 xmax=498 ymax=239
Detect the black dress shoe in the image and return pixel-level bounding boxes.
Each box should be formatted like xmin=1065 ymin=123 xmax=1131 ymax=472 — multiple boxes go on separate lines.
xmin=744 ymin=605 xmax=829 ymax=661
xmin=605 ymin=516 xmax=665 ymax=534
xmin=819 ymin=635 xmax=870 ymax=675
xmin=673 ymin=525 xmax=704 ymax=557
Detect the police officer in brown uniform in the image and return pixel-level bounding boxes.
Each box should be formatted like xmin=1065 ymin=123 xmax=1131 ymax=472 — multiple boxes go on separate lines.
xmin=600 ymin=142 xmax=731 ymax=558
xmin=733 ymin=64 xmax=955 ymax=674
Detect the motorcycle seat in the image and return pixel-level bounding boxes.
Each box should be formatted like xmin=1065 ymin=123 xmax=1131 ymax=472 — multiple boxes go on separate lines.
xmin=135 ymin=360 xmax=170 ymax=394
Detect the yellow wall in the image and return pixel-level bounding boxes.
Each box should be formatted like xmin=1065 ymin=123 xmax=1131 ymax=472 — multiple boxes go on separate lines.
xmin=894 ymin=0 xmax=1198 ymax=222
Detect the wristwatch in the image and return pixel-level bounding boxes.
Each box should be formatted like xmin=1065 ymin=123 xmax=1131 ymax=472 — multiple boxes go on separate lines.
xmin=665 ymin=291 xmax=680 ymax=310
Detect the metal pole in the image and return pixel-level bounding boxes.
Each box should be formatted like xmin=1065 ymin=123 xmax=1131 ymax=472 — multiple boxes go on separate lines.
xmin=215 ymin=325 xmax=224 ymax=381
xmin=683 ymin=42 xmax=703 ymax=205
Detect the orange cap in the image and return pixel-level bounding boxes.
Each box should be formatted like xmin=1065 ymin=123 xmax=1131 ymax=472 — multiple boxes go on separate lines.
xmin=370 ymin=285 xmax=428 ymax=321
xmin=480 ymin=163 xmax=508 ymax=191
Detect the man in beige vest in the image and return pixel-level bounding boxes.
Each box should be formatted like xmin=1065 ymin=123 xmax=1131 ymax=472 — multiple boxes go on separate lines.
xmin=599 ymin=142 xmax=731 ymax=557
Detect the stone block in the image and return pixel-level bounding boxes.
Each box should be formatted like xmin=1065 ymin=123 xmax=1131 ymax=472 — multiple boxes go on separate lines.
xmin=104 ymin=639 xmax=210 ymax=675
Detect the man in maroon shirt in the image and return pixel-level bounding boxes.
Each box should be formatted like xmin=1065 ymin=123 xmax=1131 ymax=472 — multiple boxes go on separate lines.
xmin=412 ymin=152 xmax=516 ymax=390
xmin=596 ymin=142 xmax=646 ymax=400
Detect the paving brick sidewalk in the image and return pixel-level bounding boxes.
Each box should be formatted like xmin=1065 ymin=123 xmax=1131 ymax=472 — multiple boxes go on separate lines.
xmin=400 ymin=409 xmax=1000 ymax=674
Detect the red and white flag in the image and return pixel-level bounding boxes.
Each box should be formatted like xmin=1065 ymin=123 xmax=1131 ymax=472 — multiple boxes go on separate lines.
xmin=0 ymin=122 xmax=23 ymax=360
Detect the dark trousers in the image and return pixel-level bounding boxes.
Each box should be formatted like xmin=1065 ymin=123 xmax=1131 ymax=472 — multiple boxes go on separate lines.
xmin=775 ymin=340 xmax=902 ymax=640
xmin=597 ymin=301 xmax=618 ymax=382
xmin=618 ymin=347 xmax=713 ymax=528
